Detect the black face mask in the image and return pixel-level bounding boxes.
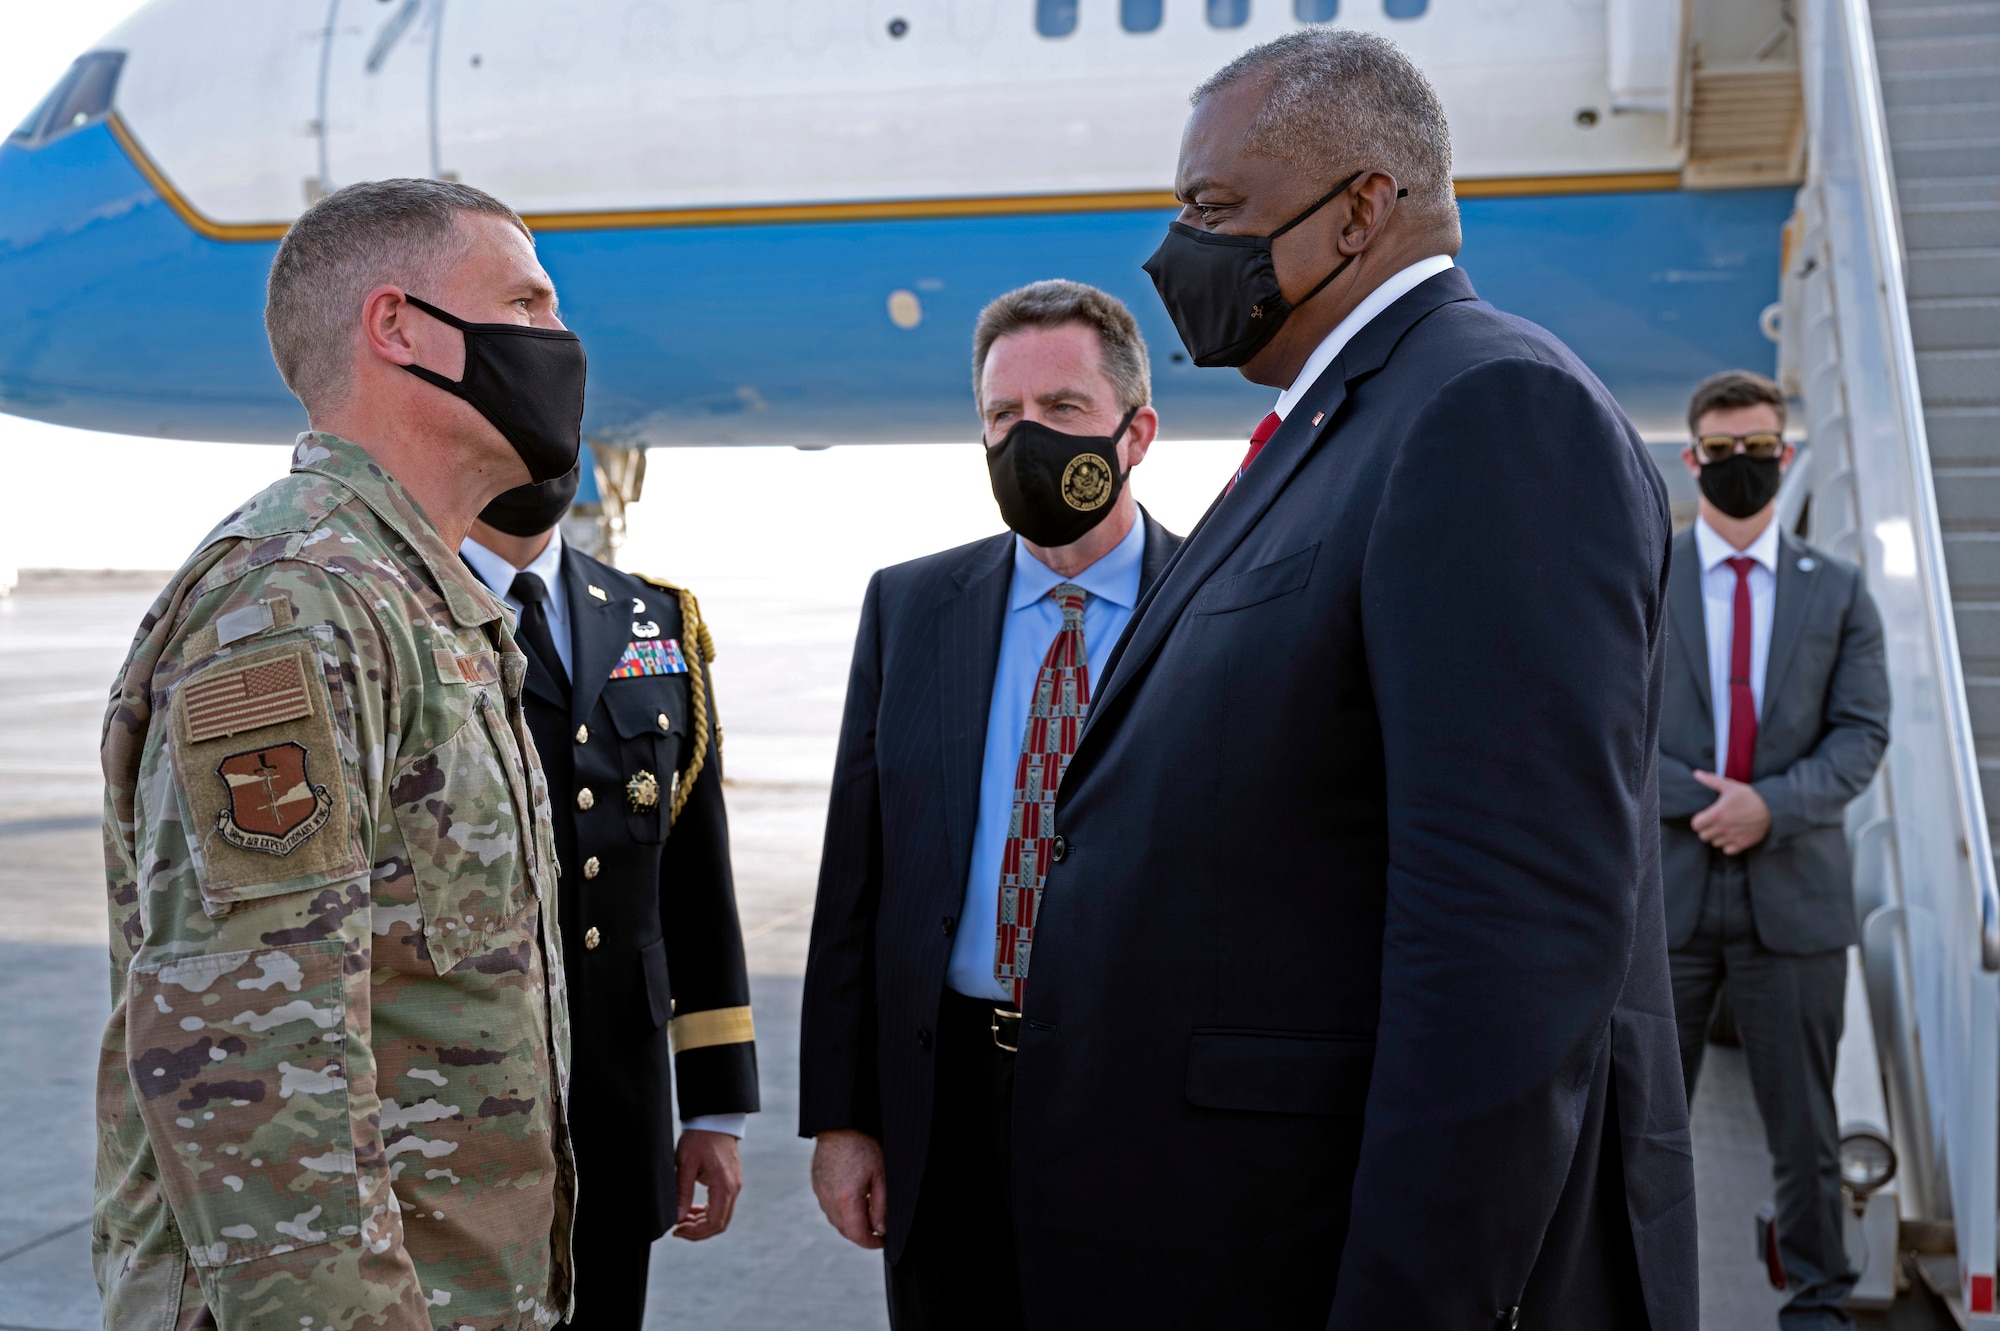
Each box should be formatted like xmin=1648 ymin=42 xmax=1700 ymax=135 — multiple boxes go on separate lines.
xmin=986 ymin=407 xmax=1138 ymax=548
xmin=1698 ymin=452 xmax=1783 ymax=519
xmin=400 ymin=293 xmax=588 ymax=484
xmin=479 ymin=460 xmax=582 ymax=537
xmin=1143 ymin=172 xmax=1404 ymax=369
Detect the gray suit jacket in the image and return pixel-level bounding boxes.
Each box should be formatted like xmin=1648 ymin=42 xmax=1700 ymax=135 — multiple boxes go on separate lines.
xmin=1660 ymin=526 xmax=1891 ymax=955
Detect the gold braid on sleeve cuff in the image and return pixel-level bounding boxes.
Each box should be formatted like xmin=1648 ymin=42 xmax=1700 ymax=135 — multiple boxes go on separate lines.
xmin=670 ymin=1005 xmax=756 ymax=1053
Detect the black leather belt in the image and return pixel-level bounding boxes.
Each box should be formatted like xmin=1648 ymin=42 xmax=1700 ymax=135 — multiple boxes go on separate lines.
xmin=990 ymin=1007 xmax=1022 ymax=1053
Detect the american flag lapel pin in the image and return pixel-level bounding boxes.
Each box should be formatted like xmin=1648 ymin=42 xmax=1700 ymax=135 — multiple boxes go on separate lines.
xmin=1312 ymin=411 xmax=1325 ymax=426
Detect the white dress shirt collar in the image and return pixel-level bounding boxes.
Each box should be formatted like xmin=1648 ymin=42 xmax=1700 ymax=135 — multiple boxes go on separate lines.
xmin=1693 ymin=515 xmax=1780 ymax=577
xmin=1009 ymin=511 xmax=1146 ymax=612
xmin=1273 ymin=254 xmax=1456 ymax=421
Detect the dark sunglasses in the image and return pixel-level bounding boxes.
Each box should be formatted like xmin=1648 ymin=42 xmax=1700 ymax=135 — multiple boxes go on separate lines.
xmin=1694 ymin=432 xmax=1786 ymax=463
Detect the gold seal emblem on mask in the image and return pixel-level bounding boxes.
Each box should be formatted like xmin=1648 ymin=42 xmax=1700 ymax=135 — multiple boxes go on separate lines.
xmin=626 ymin=769 xmax=661 ymax=812
xmin=1059 ymin=454 xmax=1114 ymax=512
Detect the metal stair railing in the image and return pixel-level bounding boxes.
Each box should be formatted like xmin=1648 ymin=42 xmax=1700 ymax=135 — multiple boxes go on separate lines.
xmin=1793 ymin=0 xmax=2000 ymax=1316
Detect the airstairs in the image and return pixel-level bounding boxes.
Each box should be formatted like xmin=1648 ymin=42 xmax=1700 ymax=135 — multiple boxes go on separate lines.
xmin=1769 ymin=0 xmax=2000 ymax=1320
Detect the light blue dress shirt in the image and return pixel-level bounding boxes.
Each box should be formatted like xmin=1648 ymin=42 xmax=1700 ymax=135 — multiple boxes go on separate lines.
xmin=945 ymin=516 xmax=1147 ymax=1001
xmin=459 ymin=532 xmax=575 ymax=677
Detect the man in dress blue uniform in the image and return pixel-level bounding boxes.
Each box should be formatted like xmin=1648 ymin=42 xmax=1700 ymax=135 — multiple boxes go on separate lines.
xmin=800 ymin=280 xmax=1182 ymax=1329
xmin=462 ymin=465 xmax=759 ymax=1331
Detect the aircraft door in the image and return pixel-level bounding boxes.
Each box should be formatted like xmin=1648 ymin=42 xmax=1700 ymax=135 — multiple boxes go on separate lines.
xmin=317 ymin=0 xmax=444 ymax=193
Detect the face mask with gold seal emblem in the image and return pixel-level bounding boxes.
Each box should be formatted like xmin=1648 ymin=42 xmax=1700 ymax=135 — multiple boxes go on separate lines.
xmin=984 ymin=406 xmax=1137 ymax=548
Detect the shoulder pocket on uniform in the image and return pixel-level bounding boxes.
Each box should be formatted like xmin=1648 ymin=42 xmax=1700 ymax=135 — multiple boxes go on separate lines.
xmin=125 ymin=938 xmax=362 ymax=1268
xmin=389 ymin=691 xmax=533 ymax=975
xmin=168 ymin=638 xmax=368 ymax=913
xmin=1191 ymin=543 xmax=1319 ymax=616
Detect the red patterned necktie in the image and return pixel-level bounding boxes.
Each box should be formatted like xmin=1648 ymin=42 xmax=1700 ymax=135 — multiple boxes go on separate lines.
xmin=1724 ymin=556 xmax=1759 ymax=782
xmin=994 ymin=584 xmax=1090 ymax=1008
xmin=1228 ymin=411 xmax=1283 ymax=494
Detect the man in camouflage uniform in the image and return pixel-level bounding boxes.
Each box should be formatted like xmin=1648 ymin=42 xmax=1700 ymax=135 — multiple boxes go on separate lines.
xmin=96 ymin=179 xmax=582 ymax=1329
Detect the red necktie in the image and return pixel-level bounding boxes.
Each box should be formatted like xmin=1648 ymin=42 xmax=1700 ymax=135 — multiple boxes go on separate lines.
xmin=994 ymin=584 xmax=1090 ymax=1008
xmin=1724 ymin=556 xmax=1759 ymax=782
xmin=1228 ymin=412 xmax=1283 ymax=494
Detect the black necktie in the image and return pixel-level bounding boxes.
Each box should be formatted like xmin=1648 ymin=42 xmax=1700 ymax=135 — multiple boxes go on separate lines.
xmin=509 ymin=571 xmax=571 ymax=691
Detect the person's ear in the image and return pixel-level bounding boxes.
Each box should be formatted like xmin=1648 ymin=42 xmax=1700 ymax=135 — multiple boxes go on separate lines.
xmin=1779 ymin=442 xmax=1797 ymax=472
xmin=1681 ymin=446 xmax=1702 ymax=479
xmin=1339 ymin=172 xmax=1402 ymax=255
xmin=1122 ymin=407 xmax=1159 ymax=470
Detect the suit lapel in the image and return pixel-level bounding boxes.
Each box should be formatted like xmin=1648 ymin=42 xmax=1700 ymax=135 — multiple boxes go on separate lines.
xmin=1667 ymin=530 xmax=1711 ymax=720
xmin=1089 ymin=268 xmax=1477 ymax=730
xmin=939 ymin=536 xmax=1014 ymax=887
xmin=564 ymin=548 xmax=628 ymax=729
xmin=1762 ymin=530 xmax=1820 ymax=722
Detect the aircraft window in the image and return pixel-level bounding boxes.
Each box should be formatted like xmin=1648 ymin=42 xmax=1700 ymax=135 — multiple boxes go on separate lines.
xmin=8 ymin=52 xmax=125 ymax=147
xmin=1122 ymin=0 xmax=1163 ymax=30
xmin=1207 ymin=0 xmax=1249 ymax=26
xmin=1295 ymin=0 xmax=1337 ymax=18
xmin=1384 ymin=0 xmax=1426 ymax=15
xmin=1037 ymin=0 xmax=1079 ymax=36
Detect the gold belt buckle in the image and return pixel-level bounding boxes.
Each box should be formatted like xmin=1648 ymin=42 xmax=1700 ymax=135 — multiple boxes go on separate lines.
xmin=991 ymin=1007 xmax=1022 ymax=1053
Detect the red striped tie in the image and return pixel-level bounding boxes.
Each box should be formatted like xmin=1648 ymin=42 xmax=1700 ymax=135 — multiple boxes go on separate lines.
xmin=1228 ymin=412 xmax=1283 ymax=494
xmin=1724 ymin=556 xmax=1759 ymax=782
xmin=994 ymin=584 xmax=1090 ymax=1008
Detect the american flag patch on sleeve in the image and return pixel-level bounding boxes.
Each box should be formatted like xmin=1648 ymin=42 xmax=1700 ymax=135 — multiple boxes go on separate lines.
xmin=182 ymin=652 xmax=315 ymax=743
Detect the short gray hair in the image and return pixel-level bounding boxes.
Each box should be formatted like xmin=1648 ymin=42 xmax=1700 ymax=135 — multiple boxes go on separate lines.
xmin=972 ymin=280 xmax=1151 ymax=415
xmin=265 ymin=178 xmax=530 ymax=413
xmin=1195 ymin=28 xmax=1457 ymax=231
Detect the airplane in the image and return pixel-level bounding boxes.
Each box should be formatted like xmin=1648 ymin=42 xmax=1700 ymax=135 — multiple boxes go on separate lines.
xmin=0 ymin=0 xmax=1801 ymax=454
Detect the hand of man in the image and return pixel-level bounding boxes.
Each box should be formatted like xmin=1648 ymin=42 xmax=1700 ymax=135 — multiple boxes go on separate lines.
xmin=1690 ymin=770 xmax=1773 ymax=855
xmin=670 ymin=1129 xmax=743 ymax=1241
xmin=811 ymin=1129 xmax=888 ymax=1250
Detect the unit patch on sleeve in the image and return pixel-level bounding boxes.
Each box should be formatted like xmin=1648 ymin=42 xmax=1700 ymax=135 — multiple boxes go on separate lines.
xmin=609 ymin=638 xmax=688 ymax=679
xmin=214 ymin=741 xmax=334 ymax=855
xmin=170 ymin=641 xmax=366 ymax=903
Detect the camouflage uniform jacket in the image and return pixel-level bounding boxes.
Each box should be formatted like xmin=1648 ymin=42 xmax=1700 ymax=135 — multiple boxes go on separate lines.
xmin=95 ymin=432 xmax=576 ymax=1330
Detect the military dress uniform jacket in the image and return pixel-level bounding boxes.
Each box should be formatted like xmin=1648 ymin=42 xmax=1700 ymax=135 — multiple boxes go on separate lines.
xmin=495 ymin=544 xmax=758 ymax=1242
xmin=96 ymin=434 xmax=575 ymax=1331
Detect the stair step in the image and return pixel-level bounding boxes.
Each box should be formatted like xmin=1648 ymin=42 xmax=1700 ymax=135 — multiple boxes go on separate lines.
xmin=1919 ymin=348 xmax=2000 ymax=406
xmin=1881 ymin=69 xmax=2000 ymax=109
xmin=1901 ymin=201 xmax=2000 ymax=250
xmin=1874 ymin=32 xmax=2000 ymax=73
xmin=1891 ymin=139 xmax=2000 ymax=179
xmin=1911 ymin=294 xmax=2000 ymax=349
xmin=1943 ymin=530 xmax=2000 ymax=596
xmin=1964 ymin=675 xmax=2000 ymax=741
xmin=1900 ymin=176 xmax=2000 ymax=206
xmin=1890 ymin=102 xmax=2000 ymax=145
xmin=1926 ymin=406 xmax=2000 ymax=462
xmin=1952 ymin=599 xmax=2000 ymax=662
xmin=1875 ymin=2 xmax=2000 ymax=40
xmin=1935 ymin=466 xmax=2000 ymax=527
xmin=1907 ymin=249 xmax=2000 ymax=299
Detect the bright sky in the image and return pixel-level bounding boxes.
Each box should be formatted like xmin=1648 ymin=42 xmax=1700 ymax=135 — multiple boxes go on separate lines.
xmin=0 ymin=0 xmax=1243 ymax=584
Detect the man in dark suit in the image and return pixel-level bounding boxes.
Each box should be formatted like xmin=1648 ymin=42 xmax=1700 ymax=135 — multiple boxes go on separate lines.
xmin=461 ymin=465 xmax=760 ymax=1331
xmin=800 ymin=280 xmax=1182 ymax=1329
xmin=1663 ymin=370 xmax=1890 ymax=1329
xmin=1003 ymin=30 xmax=1697 ymax=1329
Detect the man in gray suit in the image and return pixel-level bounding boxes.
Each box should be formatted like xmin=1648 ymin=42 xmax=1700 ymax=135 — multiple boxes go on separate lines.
xmin=1663 ymin=370 xmax=1891 ymax=1329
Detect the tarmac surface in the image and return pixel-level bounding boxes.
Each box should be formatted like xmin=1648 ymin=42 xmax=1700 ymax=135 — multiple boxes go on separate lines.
xmin=0 ymin=574 xmax=1951 ymax=1330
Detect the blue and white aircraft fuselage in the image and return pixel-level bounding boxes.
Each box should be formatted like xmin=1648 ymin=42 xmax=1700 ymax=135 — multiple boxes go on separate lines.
xmin=0 ymin=0 xmax=1793 ymax=447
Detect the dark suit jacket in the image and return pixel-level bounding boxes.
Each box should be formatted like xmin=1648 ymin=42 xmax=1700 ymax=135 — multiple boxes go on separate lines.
xmin=486 ymin=545 xmax=758 ymax=1242
xmin=798 ymin=510 xmax=1181 ymax=1262
xmin=1011 ymin=269 xmax=1697 ymax=1330
xmin=1660 ymin=526 xmax=1890 ymax=954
